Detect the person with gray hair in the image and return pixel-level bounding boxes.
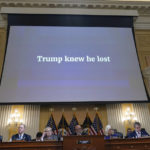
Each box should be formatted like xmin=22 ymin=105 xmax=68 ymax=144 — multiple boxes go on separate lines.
xmin=75 ymin=125 xmax=83 ymax=136
xmin=41 ymin=127 xmax=58 ymax=141
xmin=104 ymin=125 xmax=118 ymax=140
xmin=128 ymin=122 xmax=149 ymax=138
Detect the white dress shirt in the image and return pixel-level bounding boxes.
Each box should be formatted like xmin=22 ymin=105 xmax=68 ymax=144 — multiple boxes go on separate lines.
xmin=136 ymin=131 xmax=141 ymax=138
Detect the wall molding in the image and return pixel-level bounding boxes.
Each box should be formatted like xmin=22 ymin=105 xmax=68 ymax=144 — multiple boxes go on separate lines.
xmin=0 ymin=1 xmax=150 ymax=27
xmin=0 ymin=14 xmax=7 ymax=28
xmin=0 ymin=8 xmax=150 ymax=29
xmin=0 ymin=0 xmax=150 ymax=29
xmin=143 ymin=67 xmax=150 ymax=97
xmin=1 ymin=7 xmax=138 ymax=16
xmin=0 ymin=0 xmax=150 ymax=10
xmin=134 ymin=15 xmax=150 ymax=29
xmin=143 ymin=67 xmax=150 ymax=79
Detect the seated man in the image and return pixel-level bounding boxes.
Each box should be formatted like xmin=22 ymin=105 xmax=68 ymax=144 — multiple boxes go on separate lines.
xmin=35 ymin=132 xmax=43 ymax=141
xmin=113 ymin=129 xmax=123 ymax=139
xmin=128 ymin=122 xmax=149 ymax=138
xmin=75 ymin=125 xmax=83 ymax=136
xmin=58 ymin=128 xmax=68 ymax=141
xmin=32 ymin=132 xmax=43 ymax=141
xmin=41 ymin=127 xmax=58 ymax=141
xmin=11 ymin=124 xmax=31 ymax=141
xmin=125 ymin=128 xmax=132 ymax=139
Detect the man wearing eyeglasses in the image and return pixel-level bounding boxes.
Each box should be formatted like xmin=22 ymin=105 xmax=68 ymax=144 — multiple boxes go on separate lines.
xmin=128 ymin=122 xmax=149 ymax=138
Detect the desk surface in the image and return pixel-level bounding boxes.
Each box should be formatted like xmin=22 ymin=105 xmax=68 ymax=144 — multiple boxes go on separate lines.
xmin=0 ymin=137 xmax=150 ymax=150
xmin=0 ymin=141 xmax=63 ymax=150
xmin=105 ymin=138 xmax=150 ymax=150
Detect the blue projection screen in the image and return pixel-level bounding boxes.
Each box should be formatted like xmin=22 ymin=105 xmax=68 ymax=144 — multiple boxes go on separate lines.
xmin=0 ymin=26 xmax=148 ymax=103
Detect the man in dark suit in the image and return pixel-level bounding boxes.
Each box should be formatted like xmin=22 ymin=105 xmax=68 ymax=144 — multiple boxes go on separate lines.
xmin=11 ymin=124 xmax=31 ymax=142
xmin=125 ymin=128 xmax=132 ymax=139
xmin=128 ymin=122 xmax=149 ymax=138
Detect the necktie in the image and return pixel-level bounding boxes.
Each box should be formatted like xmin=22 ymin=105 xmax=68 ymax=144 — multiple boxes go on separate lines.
xmin=138 ymin=132 xmax=141 ymax=137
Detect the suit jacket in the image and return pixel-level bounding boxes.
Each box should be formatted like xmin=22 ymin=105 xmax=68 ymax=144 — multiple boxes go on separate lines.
xmin=43 ymin=135 xmax=58 ymax=141
xmin=11 ymin=133 xmax=31 ymax=142
xmin=128 ymin=129 xmax=149 ymax=138
xmin=74 ymin=131 xmax=88 ymax=136
xmin=125 ymin=133 xmax=131 ymax=139
xmin=114 ymin=132 xmax=123 ymax=139
xmin=104 ymin=134 xmax=118 ymax=140
xmin=0 ymin=136 xmax=2 ymax=142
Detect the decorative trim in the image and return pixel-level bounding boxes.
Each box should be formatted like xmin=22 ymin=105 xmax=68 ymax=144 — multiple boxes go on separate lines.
xmin=0 ymin=0 xmax=150 ymax=10
xmin=1 ymin=7 xmax=138 ymax=16
xmin=0 ymin=1 xmax=150 ymax=29
xmin=134 ymin=16 xmax=150 ymax=29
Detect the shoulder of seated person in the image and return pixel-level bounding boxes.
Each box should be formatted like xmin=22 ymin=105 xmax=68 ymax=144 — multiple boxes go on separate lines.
xmin=24 ymin=133 xmax=31 ymax=136
xmin=131 ymin=131 xmax=136 ymax=134
xmin=141 ymin=129 xmax=146 ymax=132
xmin=129 ymin=131 xmax=136 ymax=136
xmin=12 ymin=134 xmax=19 ymax=137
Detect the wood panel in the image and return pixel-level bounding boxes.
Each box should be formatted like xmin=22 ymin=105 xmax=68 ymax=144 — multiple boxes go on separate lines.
xmin=135 ymin=30 xmax=150 ymax=69
xmin=1 ymin=138 xmax=150 ymax=150
xmin=0 ymin=28 xmax=6 ymax=81
xmin=0 ymin=141 xmax=63 ymax=150
xmin=135 ymin=30 xmax=150 ymax=98
xmin=63 ymin=135 xmax=105 ymax=150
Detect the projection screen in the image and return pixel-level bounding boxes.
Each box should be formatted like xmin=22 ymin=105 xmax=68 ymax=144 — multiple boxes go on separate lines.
xmin=0 ymin=15 xmax=148 ymax=103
